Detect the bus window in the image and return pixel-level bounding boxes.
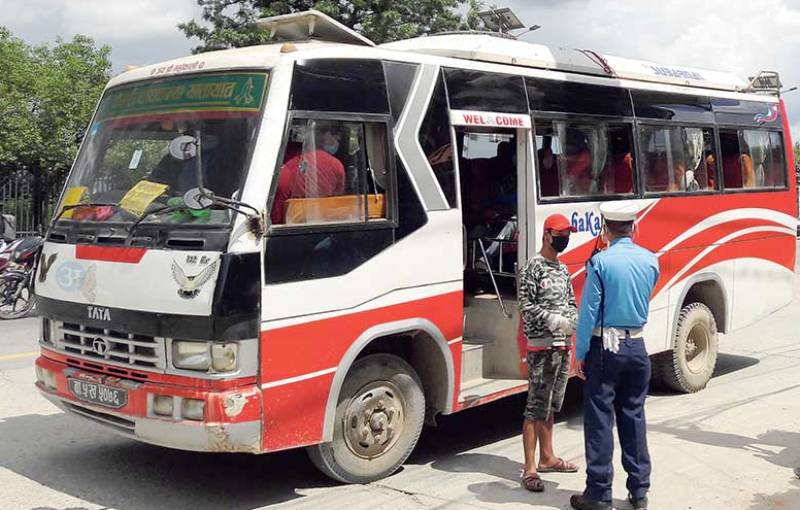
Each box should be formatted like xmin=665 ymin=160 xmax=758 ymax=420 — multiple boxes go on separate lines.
xmin=419 ymin=74 xmax=456 ymax=207
xmin=639 ymin=126 xmax=716 ymax=193
xmin=720 ymin=130 xmax=745 ymax=189
xmin=766 ymin=131 xmax=787 ymax=187
xmin=741 ymin=130 xmax=787 ymax=188
xmin=270 ymin=118 xmax=390 ymax=226
xmin=536 ymin=120 xmax=635 ymax=199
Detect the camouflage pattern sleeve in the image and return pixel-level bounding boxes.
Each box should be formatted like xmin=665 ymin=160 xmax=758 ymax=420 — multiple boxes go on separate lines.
xmin=518 ymin=258 xmax=554 ymax=326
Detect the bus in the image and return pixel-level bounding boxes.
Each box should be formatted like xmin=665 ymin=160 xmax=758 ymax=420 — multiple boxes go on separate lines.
xmin=34 ymin=10 xmax=797 ymax=483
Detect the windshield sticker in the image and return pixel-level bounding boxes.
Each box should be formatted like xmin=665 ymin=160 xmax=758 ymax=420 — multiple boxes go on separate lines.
xmin=60 ymin=186 xmax=88 ymax=219
xmin=96 ymin=73 xmax=267 ymax=122
xmin=119 ymin=180 xmax=169 ymax=217
xmin=128 ymin=149 xmax=144 ymax=170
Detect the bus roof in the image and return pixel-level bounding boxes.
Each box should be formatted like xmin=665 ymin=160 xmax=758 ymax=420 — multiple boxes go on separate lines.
xmin=381 ymin=33 xmax=750 ymax=93
xmin=108 ymin=8 xmax=774 ymax=100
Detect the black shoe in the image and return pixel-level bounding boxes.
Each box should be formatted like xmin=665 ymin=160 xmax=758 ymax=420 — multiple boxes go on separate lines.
xmin=570 ymin=494 xmax=612 ymax=510
xmin=628 ymin=493 xmax=648 ymax=510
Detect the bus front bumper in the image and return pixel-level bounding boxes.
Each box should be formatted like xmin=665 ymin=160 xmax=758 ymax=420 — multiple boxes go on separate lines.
xmin=35 ymin=355 xmax=262 ymax=453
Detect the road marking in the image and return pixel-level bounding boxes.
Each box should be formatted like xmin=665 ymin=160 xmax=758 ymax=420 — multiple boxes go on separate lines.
xmin=0 ymin=351 xmax=38 ymax=361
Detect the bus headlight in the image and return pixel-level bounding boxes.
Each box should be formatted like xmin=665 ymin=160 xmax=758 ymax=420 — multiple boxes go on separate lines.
xmin=172 ymin=341 xmax=211 ymax=371
xmin=172 ymin=341 xmax=239 ymax=372
xmin=211 ymin=343 xmax=238 ymax=372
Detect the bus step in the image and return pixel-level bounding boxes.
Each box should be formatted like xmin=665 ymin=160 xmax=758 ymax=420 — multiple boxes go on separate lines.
xmin=459 ymin=377 xmax=526 ymax=403
xmin=460 ymin=342 xmax=488 ymax=383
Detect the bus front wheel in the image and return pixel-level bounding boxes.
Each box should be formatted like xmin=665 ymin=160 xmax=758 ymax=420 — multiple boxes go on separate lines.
xmin=655 ymin=302 xmax=719 ymax=393
xmin=307 ymin=353 xmax=425 ymax=483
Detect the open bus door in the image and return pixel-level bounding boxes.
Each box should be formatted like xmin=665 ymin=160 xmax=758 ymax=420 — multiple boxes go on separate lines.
xmin=450 ymin=111 xmax=533 ymax=403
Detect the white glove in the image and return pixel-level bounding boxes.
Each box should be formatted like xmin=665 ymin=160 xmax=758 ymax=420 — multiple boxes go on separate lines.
xmin=602 ymin=329 xmax=621 ymax=354
xmin=546 ymin=314 xmax=573 ymax=335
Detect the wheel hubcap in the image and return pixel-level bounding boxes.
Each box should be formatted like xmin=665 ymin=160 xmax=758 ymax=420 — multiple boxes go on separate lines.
xmin=343 ymin=382 xmax=405 ymax=459
xmin=685 ymin=323 xmax=710 ymax=374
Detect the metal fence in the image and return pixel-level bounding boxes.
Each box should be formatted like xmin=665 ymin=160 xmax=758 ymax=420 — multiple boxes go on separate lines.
xmin=0 ymin=169 xmax=64 ymax=237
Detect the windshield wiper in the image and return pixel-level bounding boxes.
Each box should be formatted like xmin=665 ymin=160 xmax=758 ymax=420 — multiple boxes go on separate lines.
xmin=50 ymin=203 xmax=121 ymax=227
xmin=126 ymin=204 xmax=185 ymax=238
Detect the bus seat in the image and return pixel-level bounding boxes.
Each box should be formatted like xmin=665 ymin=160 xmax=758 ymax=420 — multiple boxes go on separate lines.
xmin=285 ymin=194 xmax=385 ymax=225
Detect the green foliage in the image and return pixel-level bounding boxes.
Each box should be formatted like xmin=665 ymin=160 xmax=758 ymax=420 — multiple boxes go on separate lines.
xmin=0 ymin=28 xmax=111 ymax=183
xmin=180 ymin=0 xmax=486 ymax=52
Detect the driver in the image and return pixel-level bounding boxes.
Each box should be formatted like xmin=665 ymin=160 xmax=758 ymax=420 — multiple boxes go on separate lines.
xmin=148 ymin=133 xmax=220 ymax=193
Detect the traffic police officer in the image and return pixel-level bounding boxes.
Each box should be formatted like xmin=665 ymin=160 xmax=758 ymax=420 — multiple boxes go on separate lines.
xmin=570 ymin=202 xmax=660 ymax=510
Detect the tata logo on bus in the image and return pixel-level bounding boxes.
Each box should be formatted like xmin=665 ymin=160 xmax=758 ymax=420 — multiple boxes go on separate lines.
xmin=571 ymin=211 xmax=602 ymax=236
xmin=87 ymin=306 xmax=111 ymax=322
xmin=649 ymin=65 xmax=704 ymax=81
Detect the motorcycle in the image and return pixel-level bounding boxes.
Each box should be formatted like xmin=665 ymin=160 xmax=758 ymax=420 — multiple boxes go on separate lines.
xmin=0 ymin=236 xmax=43 ymax=319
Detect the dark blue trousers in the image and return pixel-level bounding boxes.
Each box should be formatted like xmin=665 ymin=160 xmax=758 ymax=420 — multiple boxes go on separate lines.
xmin=583 ymin=336 xmax=651 ymax=503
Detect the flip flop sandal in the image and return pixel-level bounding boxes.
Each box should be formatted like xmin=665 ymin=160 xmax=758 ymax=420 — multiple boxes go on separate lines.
xmin=538 ymin=458 xmax=579 ymax=473
xmin=521 ymin=472 xmax=545 ymax=492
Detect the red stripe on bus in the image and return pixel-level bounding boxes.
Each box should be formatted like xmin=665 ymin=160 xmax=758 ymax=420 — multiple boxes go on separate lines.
xmin=75 ymin=245 xmax=147 ymax=263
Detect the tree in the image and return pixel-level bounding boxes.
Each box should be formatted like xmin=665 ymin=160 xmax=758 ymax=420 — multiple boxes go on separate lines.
xmin=180 ymin=0 xmax=486 ymax=53
xmin=0 ymin=29 xmax=111 ymax=183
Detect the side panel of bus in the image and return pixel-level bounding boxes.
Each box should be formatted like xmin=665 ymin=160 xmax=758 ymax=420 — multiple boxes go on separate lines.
xmin=529 ymin=79 xmax=796 ymax=361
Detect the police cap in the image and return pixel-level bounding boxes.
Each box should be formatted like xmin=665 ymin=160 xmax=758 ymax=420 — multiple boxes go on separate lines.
xmin=599 ymin=202 xmax=639 ymax=223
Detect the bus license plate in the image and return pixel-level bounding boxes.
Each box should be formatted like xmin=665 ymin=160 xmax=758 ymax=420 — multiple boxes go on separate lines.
xmin=68 ymin=379 xmax=128 ymax=409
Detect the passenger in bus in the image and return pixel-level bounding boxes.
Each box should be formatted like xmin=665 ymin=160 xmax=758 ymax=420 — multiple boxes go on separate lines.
xmin=564 ymin=130 xmax=593 ymax=195
xmin=518 ymin=213 xmax=579 ymax=493
xmin=538 ymin=139 xmax=560 ymax=197
xmin=720 ymin=135 xmax=756 ymax=188
xmin=741 ymin=150 xmax=756 ymax=188
xmin=490 ymin=141 xmax=517 ymax=210
xmin=271 ymin=123 xmax=346 ymax=224
xmin=705 ymin=151 xmax=717 ymax=189
xmin=602 ymin=133 xmax=634 ymax=194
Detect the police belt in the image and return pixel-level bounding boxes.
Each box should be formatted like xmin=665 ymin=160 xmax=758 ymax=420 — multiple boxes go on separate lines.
xmin=592 ymin=327 xmax=643 ymax=338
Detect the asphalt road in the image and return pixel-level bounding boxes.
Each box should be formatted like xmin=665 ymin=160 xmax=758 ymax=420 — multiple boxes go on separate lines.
xmin=1 ymin=251 xmax=799 ymax=510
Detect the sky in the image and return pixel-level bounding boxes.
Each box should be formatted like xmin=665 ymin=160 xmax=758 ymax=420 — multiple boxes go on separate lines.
xmin=1 ymin=0 xmax=799 ymax=138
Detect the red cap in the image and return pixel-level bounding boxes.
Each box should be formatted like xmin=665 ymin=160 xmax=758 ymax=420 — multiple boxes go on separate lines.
xmin=543 ymin=214 xmax=577 ymax=233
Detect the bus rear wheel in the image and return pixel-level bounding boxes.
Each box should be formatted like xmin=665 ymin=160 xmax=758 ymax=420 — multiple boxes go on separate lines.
xmin=307 ymin=353 xmax=425 ymax=483
xmin=655 ymin=302 xmax=719 ymax=393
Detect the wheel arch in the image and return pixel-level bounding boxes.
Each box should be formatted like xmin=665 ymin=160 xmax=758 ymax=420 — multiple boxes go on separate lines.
xmin=321 ymin=318 xmax=455 ymax=442
xmin=671 ymin=273 xmax=728 ymax=341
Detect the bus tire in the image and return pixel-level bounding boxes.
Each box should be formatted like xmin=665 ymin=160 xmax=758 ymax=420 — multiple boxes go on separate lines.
xmin=307 ymin=353 xmax=425 ymax=484
xmin=658 ymin=302 xmax=719 ymax=393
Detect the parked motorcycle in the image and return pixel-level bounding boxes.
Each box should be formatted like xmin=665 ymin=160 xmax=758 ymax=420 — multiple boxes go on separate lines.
xmin=0 ymin=236 xmax=43 ymax=319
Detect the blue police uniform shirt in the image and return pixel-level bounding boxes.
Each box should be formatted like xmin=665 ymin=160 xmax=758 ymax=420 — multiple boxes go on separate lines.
xmin=575 ymin=237 xmax=660 ymax=361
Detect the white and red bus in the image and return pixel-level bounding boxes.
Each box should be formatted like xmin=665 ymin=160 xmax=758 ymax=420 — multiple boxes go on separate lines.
xmin=34 ymin=11 xmax=796 ymax=483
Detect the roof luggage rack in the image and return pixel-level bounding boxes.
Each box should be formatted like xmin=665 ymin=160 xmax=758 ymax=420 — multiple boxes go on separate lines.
xmin=256 ymin=9 xmax=375 ymax=47
xmin=744 ymin=71 xmax=782 ymax=96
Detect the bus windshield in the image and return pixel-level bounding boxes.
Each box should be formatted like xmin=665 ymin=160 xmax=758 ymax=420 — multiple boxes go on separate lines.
xmin=57 ymin=72 xmax=268 ymax=226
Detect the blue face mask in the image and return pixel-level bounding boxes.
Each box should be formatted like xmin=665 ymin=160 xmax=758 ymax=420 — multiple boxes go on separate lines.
xmin=322 ymin=142 xmax=339 ymax=155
